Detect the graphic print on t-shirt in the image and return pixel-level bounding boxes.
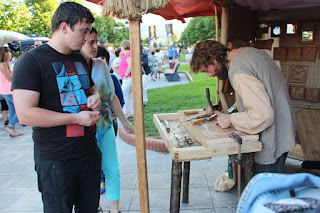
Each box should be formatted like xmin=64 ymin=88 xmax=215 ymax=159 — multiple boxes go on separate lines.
xmin=53 ymin=61 xmax=90 ymax=137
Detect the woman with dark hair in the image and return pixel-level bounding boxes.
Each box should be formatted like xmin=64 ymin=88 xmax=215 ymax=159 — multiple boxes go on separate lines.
xmin=0 ymin=46 xmax=24 ymax=137
xmin=80 ymin=27 xmax=134 ymax=213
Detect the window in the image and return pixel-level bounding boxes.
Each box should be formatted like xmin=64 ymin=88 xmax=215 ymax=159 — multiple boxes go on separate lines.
xmin=286 ymin=23 xmax=297 ymax=35
xmin=300 ymin=23 xmax=315 ymax=44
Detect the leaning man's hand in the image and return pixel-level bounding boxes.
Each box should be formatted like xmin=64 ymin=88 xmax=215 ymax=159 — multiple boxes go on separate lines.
xmin=217 ymin=114 xmax=231 ymax=129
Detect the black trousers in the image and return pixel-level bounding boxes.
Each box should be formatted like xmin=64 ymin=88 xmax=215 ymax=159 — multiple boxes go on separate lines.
xmin=35 ymin=150 xmax=101 ymax=213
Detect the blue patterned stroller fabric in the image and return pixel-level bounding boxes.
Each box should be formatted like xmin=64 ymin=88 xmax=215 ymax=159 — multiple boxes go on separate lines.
xmin=236 ymin=173 xmax=320 ymax=213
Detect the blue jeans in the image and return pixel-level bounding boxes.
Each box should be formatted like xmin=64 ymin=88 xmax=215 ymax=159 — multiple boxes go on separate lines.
xmin=35 ymin=150 xmax=101 ymax=213
xmin=1 ymin=94 xmax=18 ymax=127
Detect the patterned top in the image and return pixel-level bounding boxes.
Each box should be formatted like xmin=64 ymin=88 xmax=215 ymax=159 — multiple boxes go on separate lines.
xmin=90 ymin=58 xmax=115 ymax=144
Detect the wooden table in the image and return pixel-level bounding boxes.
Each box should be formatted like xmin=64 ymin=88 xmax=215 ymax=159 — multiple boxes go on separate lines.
xmin=153 ymin=112 xmax=262 ymax=213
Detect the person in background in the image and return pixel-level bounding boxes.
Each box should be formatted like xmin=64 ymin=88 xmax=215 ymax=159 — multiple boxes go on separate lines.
xmin=80 ymin=27 xmax=134 ymax=213
xmin=119 ymin=40 xmax=134 ymax=118
xmin=96 ymin=44 xmax=125 ymax=198
xmin=141 ymin=46 xmax=151 ymax=106
xmin=111 ymin=48 xmax=122 ymax=83
xmin=96 ymin=45 xmax=125 ymax=135
xmin=108 ymin=48 xmax=115 ymax=69
xmin=154 ymin=48 xmax=163 ymax=79
xmin=33 ymin=41 xmax=42 ymax=48
xmin=12 ymin=2 xmax=102 ymax=212
xmin=0 ymin=98 xmax=9 ymax=126
xmin=148 ymin=50 xmax=158 ymax=81
xmin=168 ymin=45 xmax=177 ymax=60
xmin=0 ymin=46 xmax=24 ymax=137
xmin=191 ymin=40 xmax=297 ymax=174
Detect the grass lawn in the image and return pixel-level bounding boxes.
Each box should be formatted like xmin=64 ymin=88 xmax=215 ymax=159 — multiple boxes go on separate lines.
xmin=129 ymin=64 xmax=218 ymax=139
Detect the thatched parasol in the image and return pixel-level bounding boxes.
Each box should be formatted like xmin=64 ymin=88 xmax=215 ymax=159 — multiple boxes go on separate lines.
xmin=101 ymin=1 xmax=168 ymax=212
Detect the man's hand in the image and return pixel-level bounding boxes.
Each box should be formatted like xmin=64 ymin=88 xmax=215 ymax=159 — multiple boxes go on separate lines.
xmin=217 ymin=114 xmax=231 ymax=129
xmin=87 ymin=95 xmax=101 ymax=111
xmin=122 ymin=120 xmax=134 ymax=134
xmin=76 ymin=111 xmax=100 ymax=126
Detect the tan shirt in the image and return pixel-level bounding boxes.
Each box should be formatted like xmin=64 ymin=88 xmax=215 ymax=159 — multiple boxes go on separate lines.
xmin=230 ymin=73 xmax=274 ymax=134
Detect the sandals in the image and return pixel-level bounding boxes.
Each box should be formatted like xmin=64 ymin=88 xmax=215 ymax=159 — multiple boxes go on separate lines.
xmin=5 ymin=126 xmax=25 ymax=137
xmin=97 ymin=206 xmax=103 ymax=213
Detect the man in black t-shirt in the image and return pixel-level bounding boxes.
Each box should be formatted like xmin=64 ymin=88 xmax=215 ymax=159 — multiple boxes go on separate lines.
xmin=11 ymin=2 xmax=102 ymax=212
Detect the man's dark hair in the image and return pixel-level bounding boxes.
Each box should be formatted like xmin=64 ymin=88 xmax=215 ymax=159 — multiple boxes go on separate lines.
xmin=190 ymin=40 xmax=228 ymax=73
xmin=51 ymin=2 xmax=95 ymax=33
xmin=96 ymin=45 xmax=110 ymax=64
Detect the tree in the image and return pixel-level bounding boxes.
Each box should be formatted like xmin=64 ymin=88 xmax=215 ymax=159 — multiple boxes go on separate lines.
xmin=179 ymin=16 xmax=220 ymax=48
xmin=0 ymin=0 xmax=31 ymax=33
xmin=24 ymin=0 xmax=58 ymax=36
xmin=169 ymin=33 xmax=180 ymax=46
xmin=93 ymin=16 xmax=129 ymax=48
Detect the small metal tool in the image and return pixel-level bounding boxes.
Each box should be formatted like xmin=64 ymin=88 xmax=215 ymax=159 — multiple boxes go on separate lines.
xmin=178 ymin=112 xmax=213 ymax=124
xmin=184 ymin=135 xmax=193 ymax=146
xmin=163 ymin=119 xmax=170 ymax=133
xmin=191 ymin=114 xmax=217 ymax=125
xmin=173 ymin=130 xmax=185 ymax=147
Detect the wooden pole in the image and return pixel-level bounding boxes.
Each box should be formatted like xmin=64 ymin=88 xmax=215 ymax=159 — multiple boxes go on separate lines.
xmin=214 ymin=4 xmax=220 ymax=104
xmin=219 ymin=6 xmax=229 ymax=113
xmin=129 ymin=18 xmax=150 ymax=213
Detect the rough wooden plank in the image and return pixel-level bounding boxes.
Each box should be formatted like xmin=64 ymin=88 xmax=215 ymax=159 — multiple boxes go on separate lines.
xmin=296 ymin=109 xmax=320 ymax=161
xmin=154 ymin=113 xmax=262 ymax=162
xmin=177 ymin=110 xmax=259 ymax=147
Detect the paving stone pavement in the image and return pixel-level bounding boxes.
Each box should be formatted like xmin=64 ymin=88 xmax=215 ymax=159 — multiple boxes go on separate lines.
xmin=0 ymin=120 xmax=312 ymax=213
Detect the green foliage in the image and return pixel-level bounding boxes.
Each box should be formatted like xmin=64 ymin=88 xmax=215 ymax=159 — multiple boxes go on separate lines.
xmin=93 ymin=16 xmax=129 ymax=48
xmin=179 ymin=53 xmax=186 ymax=62
xmin=0 ymin=0 xmax=31 ymax=33
xmin=24 ymin=0 xmax=58 ymax=36
xmin=169 ymin=33 xmax=180 ymax=46
xmin=179 ymin=16 xmax=220 ymax=48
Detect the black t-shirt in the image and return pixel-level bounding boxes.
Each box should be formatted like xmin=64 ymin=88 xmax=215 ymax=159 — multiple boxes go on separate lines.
xmin=12 ymin=44 xmax=97 ymax=160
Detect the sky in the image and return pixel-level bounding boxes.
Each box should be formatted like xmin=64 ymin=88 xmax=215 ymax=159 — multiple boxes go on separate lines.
xmin=82 ymin=1 xmax=191 ymax=39
xmin=140 ymin=14 xmax=191 ymax=39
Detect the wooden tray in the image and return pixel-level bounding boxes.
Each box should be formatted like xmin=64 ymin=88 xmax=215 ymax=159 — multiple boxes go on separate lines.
xmin=153 ymin=112 xmax=262 ymax=162
xmin=177 ymin=110 xmax=259 ymax=148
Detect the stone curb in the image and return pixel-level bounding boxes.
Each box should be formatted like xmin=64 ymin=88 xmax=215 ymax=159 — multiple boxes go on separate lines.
xmin=119 ymin=124 xmax=169 ymax=153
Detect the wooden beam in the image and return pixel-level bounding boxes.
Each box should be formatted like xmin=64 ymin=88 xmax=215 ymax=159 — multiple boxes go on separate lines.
xmin=220 ymin=6 xmax=229 ymax=113
xmin=129 ymin=18 xmax=150 ymax=213
xmin=259 ymin=6 xmax=320 ymax=23
xmin=215 ymin=4 xmax=220 ymax=104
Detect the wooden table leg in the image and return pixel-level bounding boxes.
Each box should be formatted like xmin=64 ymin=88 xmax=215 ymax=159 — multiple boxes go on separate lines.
xmin=242 ymin=153 xmax=254 ymax=189
xmin=182 ymin=161 xmax=190 ymax=203
xmin=170 ymin=160 xmax=182 ymax=213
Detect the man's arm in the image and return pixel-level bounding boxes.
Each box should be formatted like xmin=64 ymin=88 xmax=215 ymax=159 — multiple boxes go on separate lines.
xmin=13 ymin=89 xmax=100 ymax=127
xmin=227 ymin=74 xmax=274 ymax=134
